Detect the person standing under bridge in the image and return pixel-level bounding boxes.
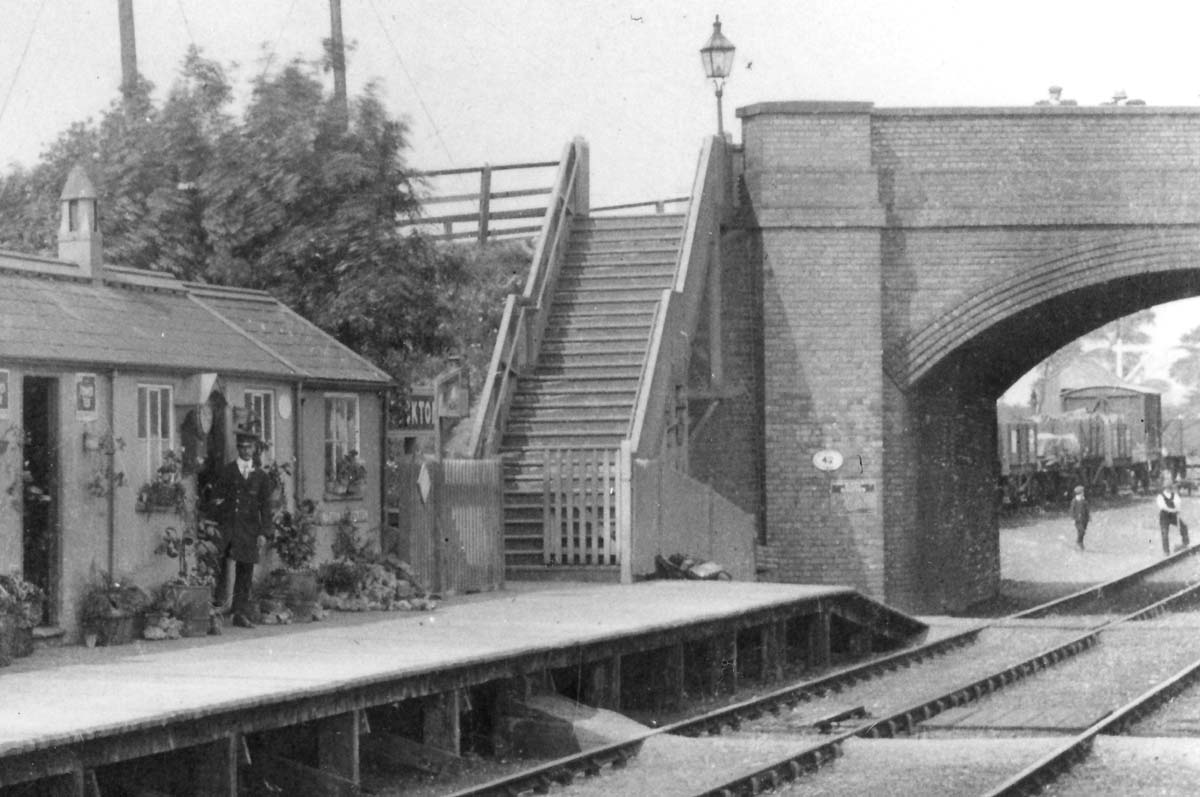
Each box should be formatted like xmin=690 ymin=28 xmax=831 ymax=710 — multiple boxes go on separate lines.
xmin=1071 ymin=485 xmax=1090 ymax=551
xmin=1157 ymin=481 xmax=1190 ymax=555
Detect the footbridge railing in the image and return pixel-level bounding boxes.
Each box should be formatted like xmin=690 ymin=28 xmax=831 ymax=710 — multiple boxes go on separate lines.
xmin=468 ymin=138 xmax=589 ymax=457
xmin=630 ymin=135 xmax=726 ymax=459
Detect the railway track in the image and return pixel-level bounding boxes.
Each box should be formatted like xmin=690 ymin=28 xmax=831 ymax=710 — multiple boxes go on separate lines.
xmin=439 ymin=545 xmax=1200 ymax=797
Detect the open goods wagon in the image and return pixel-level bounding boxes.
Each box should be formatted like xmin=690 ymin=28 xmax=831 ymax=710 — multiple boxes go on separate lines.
xmin=998 ymin=385 xmax=1162 ymax=507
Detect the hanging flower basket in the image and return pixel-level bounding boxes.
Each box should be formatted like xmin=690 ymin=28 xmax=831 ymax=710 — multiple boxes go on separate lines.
xmin=136 ymin=481 xmax=185 ymax=513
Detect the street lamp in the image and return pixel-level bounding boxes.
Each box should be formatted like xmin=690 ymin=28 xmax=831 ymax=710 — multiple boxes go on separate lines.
xmin=699 ymin=15 xmax=736 ymax=136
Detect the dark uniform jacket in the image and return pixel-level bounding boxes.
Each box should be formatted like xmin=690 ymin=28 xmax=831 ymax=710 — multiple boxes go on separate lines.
xmin=212 ymin=459 xmax=273 ymax=563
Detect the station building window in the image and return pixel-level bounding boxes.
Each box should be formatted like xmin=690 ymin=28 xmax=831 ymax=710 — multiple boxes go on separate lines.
xmin=137 ymin=385 xmax=173 ymax=475
xmin=324 ymin=393 xmax=360 ymax=489
xmin=244 ymin=389 xmax=275 ymax=461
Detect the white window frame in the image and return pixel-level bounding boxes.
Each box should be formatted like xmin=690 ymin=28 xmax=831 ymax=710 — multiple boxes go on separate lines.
xmin=137 ymin=384 xmax=174 ymax=476
xmin=324 ymin=393 xmax=361 ymax=488
xmin=244 ymin=389 xmax=275 ymax=462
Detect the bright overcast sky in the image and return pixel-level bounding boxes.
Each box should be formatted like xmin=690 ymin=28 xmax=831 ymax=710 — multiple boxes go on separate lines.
xmin=3 ymin=0 xmax=1200 ymax=371
xmin=7 ymin=1 xmax=1200 ymax=203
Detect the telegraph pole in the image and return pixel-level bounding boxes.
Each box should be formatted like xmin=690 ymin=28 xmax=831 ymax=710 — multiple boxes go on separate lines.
xmin=117 ymin=0 xmax=138 ymax=106
xmin=329 ymin=0 xmax=349 ymax=128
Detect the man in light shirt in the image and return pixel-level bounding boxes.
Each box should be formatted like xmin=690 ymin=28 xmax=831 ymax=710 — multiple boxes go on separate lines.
xmin=1156 ymin=481 xmax=1190 ymax=555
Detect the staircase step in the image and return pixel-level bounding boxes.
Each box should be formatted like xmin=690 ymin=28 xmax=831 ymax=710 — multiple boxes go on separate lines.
xmin=511 ymin=394 xmax=635 ymax=410
xmin=518 ymin=376 xmax=640 ymax=392
xmin=579 ymin=214 xmax=686 ymax=230
xmin=557 ymin=273 xmax=674 ymax=291
xmin=531 ymin=365 xmax=643 ymax=381
xmin=559 ymin=259 xmax=675 ymax=274
xmin=508 ymin=405 xmax=631 ymax=423
xmin=552 ymin=294 xmax=663 ymax=310
xmin=547 ymin=311 xmax=657 ymax=329
xmin=540 ymin=338 xmax=647 ymax=356
xmin=502 ymin=432 xmax=627 ymax=449
xmin=543 ymin=325 xmax=652 ymax=342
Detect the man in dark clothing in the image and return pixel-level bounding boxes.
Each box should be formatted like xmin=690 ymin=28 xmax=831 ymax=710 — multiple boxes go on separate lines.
xmin=211 ymin=430 xmax=272 ymax=627
xmin=1070 ymin=485 xmax=1090 ymax=550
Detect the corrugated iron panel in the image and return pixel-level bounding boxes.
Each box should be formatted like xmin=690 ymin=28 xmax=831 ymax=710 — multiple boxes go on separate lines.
xmin=391 ymin=459 xmax=503 ymax=595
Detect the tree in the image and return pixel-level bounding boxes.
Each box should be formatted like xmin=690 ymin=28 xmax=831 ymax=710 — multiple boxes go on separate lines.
xmin=1081 ymin=309 xmax=1157 ymax=381
xmin=0 ymin=47 xmax=491 ymax=393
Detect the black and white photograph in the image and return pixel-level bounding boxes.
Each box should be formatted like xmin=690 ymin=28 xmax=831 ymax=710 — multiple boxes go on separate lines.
xmin=3 ymin=2 xmax=1200 ymax=794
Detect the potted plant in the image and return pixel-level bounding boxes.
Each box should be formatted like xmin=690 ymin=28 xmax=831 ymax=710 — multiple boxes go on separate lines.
xmin=328 ymin=450 xmax=367 ymax=497
xmin=155 ymin=521 xmax=221 ymax=637
xmin=142 ymin=586 xmax=186 ymax=641
xmin=265 ymin=499 xmax=321 ymax=621
xmin=80 ymin=572 xmax=151 ymax=647
xmin=0 ymin=574 xmax=44 ymax=659
xmin=136 ymin=450 xmax=185 ymax=513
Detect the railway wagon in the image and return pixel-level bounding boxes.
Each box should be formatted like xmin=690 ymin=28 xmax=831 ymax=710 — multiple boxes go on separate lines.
xmin=998 ymin=384 xmax=1163 ymax=507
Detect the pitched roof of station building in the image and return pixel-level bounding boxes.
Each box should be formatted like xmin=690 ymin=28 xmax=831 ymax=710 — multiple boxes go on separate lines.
xmin=0 ymin=251 xmax=391 ymax=387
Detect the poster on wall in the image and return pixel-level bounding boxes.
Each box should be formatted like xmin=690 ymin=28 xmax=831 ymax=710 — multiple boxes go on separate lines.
xmin=75 ymin=373 xmax=98 ymax=421
xmin=0 ymin=370 xmax=8 ymax=418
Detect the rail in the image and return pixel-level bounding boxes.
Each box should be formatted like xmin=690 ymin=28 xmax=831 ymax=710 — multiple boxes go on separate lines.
xmin=402 ymin=159 xmax=560 ymax=243
xmin=467 ymin=138 xmax=589 ymax=457
xmin=629 ymin=135 xmax=724 ymax=457
xmin=590 ymin=196 xmax=689 ymax=215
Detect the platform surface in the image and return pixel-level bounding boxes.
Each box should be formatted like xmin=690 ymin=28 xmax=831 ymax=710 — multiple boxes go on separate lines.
xmin=0 ymin=581 xmax=857 ymax=758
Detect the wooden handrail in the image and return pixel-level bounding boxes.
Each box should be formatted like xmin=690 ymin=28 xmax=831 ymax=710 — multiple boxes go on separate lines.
xmin=402 ymin=160 xmax=560 ymax=243
xmin=591 ymin=197 xmax=690 ymax=214
xmin=467 ymin=138 xmax=589 ymax=457
xmin=627 ymin=136 xmax=724 ymax=459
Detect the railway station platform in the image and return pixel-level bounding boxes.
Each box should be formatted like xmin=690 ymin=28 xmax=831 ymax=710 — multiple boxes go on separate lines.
xmin=0 ymin=580 xmax=927 ymax=795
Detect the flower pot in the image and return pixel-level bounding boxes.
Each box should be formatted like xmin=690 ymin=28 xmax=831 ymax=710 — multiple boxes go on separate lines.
xmin=89 ymin=613 xmax=137 ymax=646
xmin=0 ymin=613 xmax=16 ymax=664
xmin=11 ymin=626 xmax=33 ymax=657
xmin=164 ymin=584 xmax=213 ymax=637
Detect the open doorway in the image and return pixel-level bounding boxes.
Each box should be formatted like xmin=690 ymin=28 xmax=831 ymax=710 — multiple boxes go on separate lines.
xmin=22 ymin=376 xmax=59 ymax=626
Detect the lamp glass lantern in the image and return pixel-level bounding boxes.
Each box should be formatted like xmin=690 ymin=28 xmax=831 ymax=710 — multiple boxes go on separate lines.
xmin=699 ymin=15 xmax=736 ymax=135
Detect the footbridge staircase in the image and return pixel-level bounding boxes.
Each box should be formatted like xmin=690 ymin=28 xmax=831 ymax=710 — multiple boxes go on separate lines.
xmin=468 ymin=136 xmax=757 ymax=582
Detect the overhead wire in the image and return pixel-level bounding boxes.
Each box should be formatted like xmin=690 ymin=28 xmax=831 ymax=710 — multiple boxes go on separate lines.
xmin=0 ymin=0 xmax=49 ymax=133
xmin=176 ymin=0 xmax=196 ymax=48
xmin=366 ymin=0 xmax=455 ymax=164
xmin=258 ymin=0 xmax=300 ymax=82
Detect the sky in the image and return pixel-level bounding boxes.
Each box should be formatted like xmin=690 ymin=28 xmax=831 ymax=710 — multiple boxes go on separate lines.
xmin=2 ymin=0 xmax=1200 ymax=391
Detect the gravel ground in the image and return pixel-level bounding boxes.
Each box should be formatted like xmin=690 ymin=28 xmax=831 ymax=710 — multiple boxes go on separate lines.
xmin=747 ymin=626 xmax=1080 ymax=734
xmin=551 ymin=734 xmax=830 ymax=797
xmin=775 ymin=737 xmax=1061 ymax=796
xmin=923 ymin=617 xmax=1200 ymax=733
xmin=1042 ymin=736 xmax=1200 ymax=796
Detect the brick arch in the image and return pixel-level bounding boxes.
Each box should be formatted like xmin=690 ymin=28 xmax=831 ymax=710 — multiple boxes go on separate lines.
xmin=890 ymin=230 xmax=1200 ymax=390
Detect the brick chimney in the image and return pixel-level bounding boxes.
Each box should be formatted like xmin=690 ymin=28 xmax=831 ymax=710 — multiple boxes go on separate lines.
xmin=58 ymin=164 xmax=102 ymax=277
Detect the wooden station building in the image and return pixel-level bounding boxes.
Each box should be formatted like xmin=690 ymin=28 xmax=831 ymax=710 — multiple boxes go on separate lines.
xmin=0 ymin=165 xmax=392 ymax=640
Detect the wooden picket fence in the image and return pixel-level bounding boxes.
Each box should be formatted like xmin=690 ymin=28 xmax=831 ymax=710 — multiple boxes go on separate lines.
xmin=389 ymin=459 xmax=504 ymax=595
xmin=542 ymin=447 xmax=629 ymax=568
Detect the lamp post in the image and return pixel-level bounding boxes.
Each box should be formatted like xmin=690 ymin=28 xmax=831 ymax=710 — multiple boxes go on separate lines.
xmin=699 ymin=15 xmax=736 ymax=136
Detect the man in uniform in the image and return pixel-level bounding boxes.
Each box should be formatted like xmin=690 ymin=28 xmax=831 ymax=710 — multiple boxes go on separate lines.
xmin=211 ymin=429 xmax=272 ymax=627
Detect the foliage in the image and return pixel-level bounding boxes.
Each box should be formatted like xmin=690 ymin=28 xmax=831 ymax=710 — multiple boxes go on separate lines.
xmin=0 ymin=574 xmax=45 ymax=629
xmin=0 ymin=45 xmax=526 ymax=402
xmin=80 ymin=571 xmax=152 ymax=624
xmin=269 ymin=499 xmax=318 ymax=571
xmin=1170 ymin=325 xmax=1200 ymax=412
xmin=1080 ymin=310 xmax=1157 ymax=382
xmin=84 ymin=432 xmax=127 ymax=498
xmin=136 ymin=450 xmax=185 ymax=513
xmin=332 ymin=451 xmax=367 ymax=493
xmin=317 ymin=515 xmax=433 ymax=612
xmin=156 ymin=518 xmax=223 ymax=587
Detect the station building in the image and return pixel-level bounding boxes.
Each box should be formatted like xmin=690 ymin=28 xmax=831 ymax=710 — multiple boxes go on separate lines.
xmin=0 ymin=165 xmax=392 ymax=639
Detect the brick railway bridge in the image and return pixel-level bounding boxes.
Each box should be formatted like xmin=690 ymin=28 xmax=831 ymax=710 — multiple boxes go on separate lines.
xmin=462 ymin=101 xmax=1200 ymax=613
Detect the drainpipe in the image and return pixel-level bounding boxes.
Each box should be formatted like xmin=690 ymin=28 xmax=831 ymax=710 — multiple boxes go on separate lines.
xmin=380 ymin=389 xmax=389 ymax=538
xmin=107 ymin=369 xmax=117 ymax=575
xmin=294 ymin=381 xmax=303 ymax=508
